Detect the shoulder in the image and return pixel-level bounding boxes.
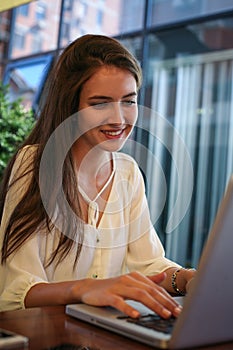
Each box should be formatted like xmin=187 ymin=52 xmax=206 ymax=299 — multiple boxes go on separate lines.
xmin=10 ymin=145 xmax=38 ymax=180
xmin=16 ymin=144 xmax=38 ymax=164
xmin=113 ymin=152 xmax=147 ymax=196
xmin=113 ymin=151 xmax=143 ymax=183
xmin=17 ymin=144 xmax=38 ymax=159
xmin=114 ymin=151 xmax=137 ymax=166
xmin=114 ymin=152 xmax=139 ymax=172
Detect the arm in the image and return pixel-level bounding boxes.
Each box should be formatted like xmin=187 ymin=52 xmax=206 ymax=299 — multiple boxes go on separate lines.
xmin=1 ymin=218 xmax=182 ymax=317
xmin=25 ymin=271 xmax=182 ymax=319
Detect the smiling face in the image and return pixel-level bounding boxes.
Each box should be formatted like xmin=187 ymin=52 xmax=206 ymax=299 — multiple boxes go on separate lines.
xmin=75 ymin=65 xmax=138 ymax=155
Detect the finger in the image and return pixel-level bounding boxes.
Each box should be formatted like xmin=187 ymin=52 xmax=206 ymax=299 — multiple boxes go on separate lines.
xmin=135 ymin=286 xmax=182 ymax=318
xmin=128 ymin=271 xmax=165 ymax=289
xmin=112 ymin=286 xmax=174 ymax=319
xmin=123 ymin=273 xmax=174 ymax=304
xmin=186 ymin=277 xmax=195 ymax=293
xmin=110 ymin=273 xmax=182 ymax=318
xmin=147 ymin=272 xmax=166 ymax=284
xmin=81 ymin=289 xmax=141 ymax=318
xmin=107 ymin=295 xmax=141 ymax=318
xmin=106 ymin=279 xmax=179 ymax=319
xmin=105 ymin=290 xmax=171 ymax=319
xmin=187 ymin=269 xmax=196 ymax=280
xmin=148 ymin=286 xmax=182 ymax=317
xmin=129 ymin=272 xmax=181 ymax=312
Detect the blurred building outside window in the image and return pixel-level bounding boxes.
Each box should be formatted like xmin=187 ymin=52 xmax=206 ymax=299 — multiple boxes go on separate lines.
xmin=1 ymin=0 xmax=233 ymax=267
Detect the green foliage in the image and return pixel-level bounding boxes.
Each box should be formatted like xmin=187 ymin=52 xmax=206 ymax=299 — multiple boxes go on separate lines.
xmin=0 ymin=84 xmax=35 ymax=180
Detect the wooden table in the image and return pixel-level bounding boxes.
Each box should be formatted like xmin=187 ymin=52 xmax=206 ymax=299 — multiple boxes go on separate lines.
xmin=0 ymin=306 xmax=233 ymax=349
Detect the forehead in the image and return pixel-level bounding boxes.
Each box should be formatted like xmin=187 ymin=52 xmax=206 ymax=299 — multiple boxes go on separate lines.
xmin=82 ymin=66 xmax=137 ymax=96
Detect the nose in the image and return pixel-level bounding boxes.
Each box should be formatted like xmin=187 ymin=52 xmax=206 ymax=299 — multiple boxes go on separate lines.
xmin=108 ymin=102 xmax=125 ymax=124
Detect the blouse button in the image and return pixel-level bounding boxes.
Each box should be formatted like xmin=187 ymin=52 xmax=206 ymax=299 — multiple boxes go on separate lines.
xmin=92 ymin=274 xmax=98 ymax=279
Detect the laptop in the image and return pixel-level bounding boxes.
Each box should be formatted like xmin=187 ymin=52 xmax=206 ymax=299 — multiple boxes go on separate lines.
xmin=66 ymin=175 xmax=233 ymax=349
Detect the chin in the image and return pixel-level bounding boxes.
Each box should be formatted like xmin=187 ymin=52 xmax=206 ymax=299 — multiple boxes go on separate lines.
xmin=100 ymin=139 xmax=127 ymax=152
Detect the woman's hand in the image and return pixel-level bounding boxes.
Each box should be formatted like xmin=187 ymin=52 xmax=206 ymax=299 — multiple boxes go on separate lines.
xmin=158 ymin=267 xmax=196 ymax=295
xmin=70 ymin=271 xmax=182 ymax=319
xmin=183 ymin=268 xmax=196 ymax=293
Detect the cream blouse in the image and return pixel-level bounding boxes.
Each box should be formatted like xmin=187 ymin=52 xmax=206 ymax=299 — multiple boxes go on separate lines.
xmin=0 ymin=145 xmax=180 ymax=311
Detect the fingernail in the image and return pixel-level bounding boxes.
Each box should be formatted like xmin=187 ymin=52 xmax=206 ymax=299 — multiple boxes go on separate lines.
xmin=174 ymin=306 xmax=182 ymax=315
xmin=131 ymin=310 xmax=140 ymax=318
xmin=162 ymin=309 xmax=172 ymax=318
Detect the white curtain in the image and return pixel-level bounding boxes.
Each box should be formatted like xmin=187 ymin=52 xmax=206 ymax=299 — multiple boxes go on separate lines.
xmin=147 ymin=50 xmax=233 ymax=267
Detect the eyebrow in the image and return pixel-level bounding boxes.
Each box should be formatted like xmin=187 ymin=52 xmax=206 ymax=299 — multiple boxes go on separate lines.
xmin=87 ymin=92 xmax=137 ymax=101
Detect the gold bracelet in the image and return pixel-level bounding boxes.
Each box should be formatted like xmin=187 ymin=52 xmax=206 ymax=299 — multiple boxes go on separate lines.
xmin=171 ymin=268 xmax=186 ymax=296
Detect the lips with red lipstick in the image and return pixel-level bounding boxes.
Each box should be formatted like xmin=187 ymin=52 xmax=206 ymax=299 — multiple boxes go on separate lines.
xmin=101 ymin=127 xmax=126 ymax=139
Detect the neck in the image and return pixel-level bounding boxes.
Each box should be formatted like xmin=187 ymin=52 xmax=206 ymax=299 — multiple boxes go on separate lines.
xmin=72 ymin=143 xmax=113 ymax=192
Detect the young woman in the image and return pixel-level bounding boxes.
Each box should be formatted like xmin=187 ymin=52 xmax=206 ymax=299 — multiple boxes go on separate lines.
xmin=0 ymin=34 xmax=195 ymax=318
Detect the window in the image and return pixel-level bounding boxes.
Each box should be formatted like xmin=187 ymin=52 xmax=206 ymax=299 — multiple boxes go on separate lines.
xmin=148 ymin=0 xmax=233 ymax=28
xmin=31 ymin=34 xmax=43 ymax=53
xmin=132 ymin=17 xmax=233 ymax=266
xmin=119 ymin=0 xmax=145 ymax=33
xmin=59 ymin=0 xmax=143 ymax=47
xmin=61 ymin=21 xmax=70 ymax=40
xmin=35 ymin=2 xmax=47 ymax=21
xmin=12 ymin=29 xmax=26 ymax=50
xmin=10 ymin=0 xmax=61 ymax=58
xmin=3 ymin=55 xmax=53 ymax=112
xmin=96 ymin=9 xmax=103 ymax=27
xmin=64 ymin=0 xmax=72 ymax=11
xmin=17 ymin=4 xmax=29 ymax=17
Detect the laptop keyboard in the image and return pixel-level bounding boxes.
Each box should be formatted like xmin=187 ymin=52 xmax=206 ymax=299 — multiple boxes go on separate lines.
xmin=117 ymin=314 xmax=176 ymax=334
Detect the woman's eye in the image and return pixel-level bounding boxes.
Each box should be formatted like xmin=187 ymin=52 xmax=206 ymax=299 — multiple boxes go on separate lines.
xmin=122 ymin=100 xmax=136 ymax=106
xmin=90 ymin=100 xmax=136 ymax=109
xmin=91 ymin=102 xmax=109 ymax=109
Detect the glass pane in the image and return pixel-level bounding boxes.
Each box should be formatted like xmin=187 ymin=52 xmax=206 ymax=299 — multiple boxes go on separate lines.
xmin=118 ymin=36 xmax=143 ymax=156
xmin=139 ymin=17 xmax=233 ymax=266
xmin=119 ymin=0 xmax=145 ymax=33
xmin=60 ymin=0 xmax=145 ymax=47
xmin=120 ymin=36 xmax=142 ymax=61
xmin=10 ymin=0 xmax=61 ymax=58
xmin=146 ymin=18 xmax=233 ymax=64
xmin=148 ymin=0 xmax=233 ymax=27
xmin=0 ymin=10 xmax=11 ymax=78
xmin=3 ymin=55 xmax=53 ymax=111
xmin=203 ymin=0 xmax=233 ymax=13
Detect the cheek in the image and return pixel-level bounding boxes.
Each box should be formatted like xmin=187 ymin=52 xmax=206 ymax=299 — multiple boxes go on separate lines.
xmin=125 ymin=106 xmax=138 ymax=126
xmin=77 ymin=110 xmax=104 ymax=133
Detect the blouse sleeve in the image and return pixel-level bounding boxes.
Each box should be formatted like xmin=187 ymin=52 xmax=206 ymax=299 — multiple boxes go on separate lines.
xmin=0 ymin=146 xmax=48 ymax=311
xmin=126 ymin=163 xmax=181 ymax=275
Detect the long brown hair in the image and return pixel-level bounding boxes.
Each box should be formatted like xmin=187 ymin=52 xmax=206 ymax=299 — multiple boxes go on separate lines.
xmin=0 ymin=34 xmax=142 ymax=265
